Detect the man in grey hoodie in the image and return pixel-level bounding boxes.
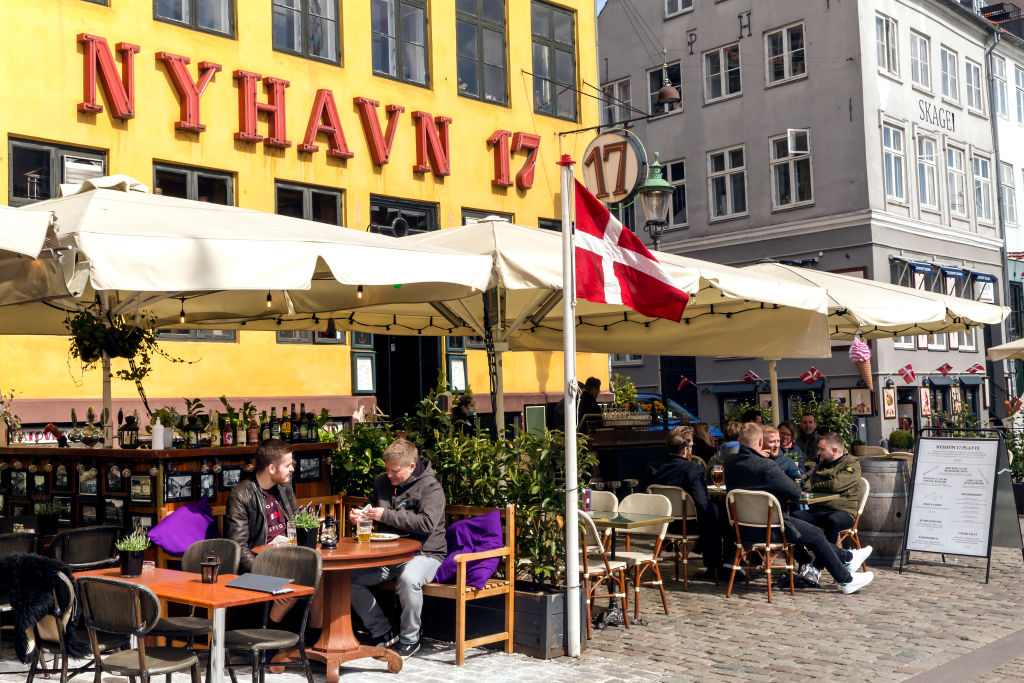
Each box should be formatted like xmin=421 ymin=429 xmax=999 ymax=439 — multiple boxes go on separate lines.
xmin=349 ymin=438 xmax=447 ymax=659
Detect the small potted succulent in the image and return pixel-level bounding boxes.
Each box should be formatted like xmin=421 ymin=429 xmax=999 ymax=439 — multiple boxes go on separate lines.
xmin=116 ymin=528 xmax=152 ymax=577
xmin=293 ymin=506 xmax=322 ymax=548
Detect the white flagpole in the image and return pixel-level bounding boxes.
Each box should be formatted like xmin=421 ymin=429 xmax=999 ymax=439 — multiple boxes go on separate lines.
xmin=558 ymin=154 xmax=581 ymax=657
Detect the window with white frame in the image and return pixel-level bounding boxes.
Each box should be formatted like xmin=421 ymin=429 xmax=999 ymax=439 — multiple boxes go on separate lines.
xmin=611 ymin=353 xmax=643 ymax=364
xmin=647 ymin=62 xmax=681 ymax=114
xmin=959 ymin=327 xmax=977 ymax=351
xmin=770 ymin=131 xmax=813 ymax=208
xmin=1016 ymin=66 xmax=1024 ymax=125
xmin=947 ymin=146 xmax=968 ymax=217
xmin=601 ymin=78 xmax=631 ymax=125
xmin=665 ymin=0 xmax=693 ymax=17
xmin=704 ymin=43 xmax=741 ymax=103
xmin=965 ymin=59 xmax=983 ymax=112
xmin=941 ymin=47 xmax=958 ymax=100
xmin=890 ymin=260 xmax=916 ymax=348
xmin=707 ymin=146 xmax=747 ymax=220
xmin=927 ymin=331 xmax=947 ymax=350
xmin=974 ymin=154 xmax=993 ymax=222
xmin=882 ymin=123 xmax=905 ymax=201
xmin=994 ymin=56 xmax=1008 ymax=118
xmin=876 ymin=14 xmax=898 ymax=76
xmin=910 ymin=32 xmax=930 ymax=89
xmin=1001 ymin=162 xmax=1017 ymax=226
xmin=667 ymin=159 xmax=687 ymax=227
xmin=765 ymin=22 xmax=805 ymax=85
xmin=917 ymin=135 xmax=939 ymax=211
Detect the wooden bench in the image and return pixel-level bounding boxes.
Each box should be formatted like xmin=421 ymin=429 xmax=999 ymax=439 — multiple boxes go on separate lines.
xmin=342 ymin=496 xmax=516 ymax=666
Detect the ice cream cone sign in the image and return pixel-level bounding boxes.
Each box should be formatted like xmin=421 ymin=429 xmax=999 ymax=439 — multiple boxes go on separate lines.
xmin=849 ymin=335 xmax=873 ymax=392
xmin=1005 ymin=395 xmax=1023 ymax=417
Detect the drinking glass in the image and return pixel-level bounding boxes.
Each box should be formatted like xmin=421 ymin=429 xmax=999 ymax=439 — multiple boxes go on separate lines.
xmin=711 ymin=465 xmax=725 ymax=487
xmin=286 ymin=520 xmax=297 ymax=545
xmin=357 ymin=519 xmax=373 ymax=543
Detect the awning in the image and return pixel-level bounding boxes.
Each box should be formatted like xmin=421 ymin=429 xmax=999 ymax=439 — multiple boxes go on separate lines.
xmin=939 ymin=265 xmax=969 ymax=279
xmin=960 ymin=375 xmax=985 ymax=385
xmin=710 ymin=382 xmax=761 ymax=394
xmin=708 ymin=379 xmax=822 ymax=393
xmin=972 ymin=271 xmax=997 ymax=283
xmin=928 ymin=376 xmax=954 ymax=386
xmin=891 ymin=255 xmax=934 ymax=273
xmin=779 ymin=379 xmax=824 ymax=391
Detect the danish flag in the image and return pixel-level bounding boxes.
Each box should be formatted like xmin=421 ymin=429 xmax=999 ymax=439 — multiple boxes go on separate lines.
xmin=898 ymin=363 xmax=916 ymax=384
xmin=677 ymin=375 xmax=692 ymax=390
xmin=573 ymin=180 xmax=690 ymax=321
xmin=800 ymin=367 xmax=822 ymax=385
xmin=966 ymin=363 xmax=985 ymax=374
xmin=742 ymin=370 xmax=760 ymax=383
xmin=936 ymin=363 xmax=953 ymax=377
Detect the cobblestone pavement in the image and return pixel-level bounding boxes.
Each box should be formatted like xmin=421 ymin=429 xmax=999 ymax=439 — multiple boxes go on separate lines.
xmin=1 ymin=543 xmax=1023 ymax=681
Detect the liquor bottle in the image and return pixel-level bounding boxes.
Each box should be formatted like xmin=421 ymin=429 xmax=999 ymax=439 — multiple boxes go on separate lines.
xmin=281 ymin=406 xmax=292 ymax=442
xmin=235 ymin=415 xmax=247 ymax=447
xmin=209 ymin=411 xmax=220 ymax=447
xmin=307 ymin=411 xmax=317 ymax=442
xmin=222 ymin=417 xmax=234 ymax=447
xmin=248 ymin=413 xmax=259 ymax=445
xmin=260 ymin=410 xmax=271 ymax=441
xmin=270 ymin=407 xmax=281 ymax=439
xmin=297 ymin=402 xmax=308 ymax=441
xmin=290 ymin=403 xmax=299 ymax=441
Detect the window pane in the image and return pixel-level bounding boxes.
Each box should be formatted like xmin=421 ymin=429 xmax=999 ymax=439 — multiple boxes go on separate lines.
xmin=198 ymin=0 xmax=229 ymax=32
xmin=273 ymin=1 xmax=302 ymax=52
xmin=402 ymin=42 xmax=427 ymax=84
xmin=772 ymin=138 xmax=788 ymax=160
xmin=277 ymin=186 xmax=304 ymax=219
xmin=11 ymin=146 xmax=51 ymax=202
xmin=484 ymin=64 xmax=505 ymax=102
xmin=154 ymin=168 xmax=188 ymax=199
xmin=795 ymin=158 xmax=812 ymax=202
xmin=157 ymin=0 xmax=188 ymax=22
xmin=401 ymin=3 xmax=425 ymax=45
xmin=457 ymin=20 xmax=478 ymax=59
xmin=458 ymin=56 xmax=479 ymax=97
xmin=554 ymin=49 xmax=573 ymax=85
xmin=552 ymin=9 xmax=572 ymax=44
xmin=197 ymin=175 xmax=230 ymax=205
xmin=371 ymin=0 xmax=395 ymax=35
xmin=774 ymin=164 xmax=791 ymax=205
xmin=531 ymin=3 xmax=549 ymax=39
xmin=373 ymin=35 xmax=398 ymax=76
xmin=309 ymin=0 xmax=338 ymax=61
xmin=482 ymin=0 xmax=504 ymax=23
xmin=457 ymin=0 xmax=475 ymax=12
xmin=712 ymin=176 xmax=727 ymax=215
xmin=671 ymin=185 xmax=686 ymax=225
xmin=311 ymin=191 xmax=340 ymax=225
xmin=729 ymin=148 xmax=744 ymax=168
xmin=483 ymin=28 xmax=503 ymax=65
xmin=731 ymin=173 xmax=746 ymax=213
xmin=710 ymin=153 xmax=725 ymax=173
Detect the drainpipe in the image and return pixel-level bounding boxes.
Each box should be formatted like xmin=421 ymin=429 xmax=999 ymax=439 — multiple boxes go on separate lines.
xmin=985 ymin=30 xmax=1014 ymax=403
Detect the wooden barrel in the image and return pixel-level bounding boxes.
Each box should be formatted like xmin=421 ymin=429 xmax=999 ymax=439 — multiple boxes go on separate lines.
xmin=858 ymin=456 xmax=912 ymax=567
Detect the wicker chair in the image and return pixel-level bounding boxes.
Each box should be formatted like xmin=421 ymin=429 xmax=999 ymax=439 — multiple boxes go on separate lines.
xmin=837 ymin=478 xmax=870 ymax=562
xmin=78 ymin=576 xmax=200 ymax=683
xmin=578 ymin=511 xmax=629 ymax=639
xmin=615 ymin=493 xmax=671 ymax=620
xmin=589 ymin=490 xmax=617 ymax=551
xmin=223 ymin=545 xmax=321 ymax=683
xmin=724 ymin=489 xmax=795 ymax=603
xmin=646 ymin=485 xmax=701 ymax=589
xmin=48 ymin=526 xmax=120 ymax=571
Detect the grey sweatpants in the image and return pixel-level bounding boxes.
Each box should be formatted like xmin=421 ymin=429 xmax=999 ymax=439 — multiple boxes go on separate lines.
xmin=350 ymin=554 xmax=441 ymax=645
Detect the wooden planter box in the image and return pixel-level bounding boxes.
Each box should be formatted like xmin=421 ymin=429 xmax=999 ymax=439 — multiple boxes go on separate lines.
xmin=420 ymin=586 xmax=587 ymax=660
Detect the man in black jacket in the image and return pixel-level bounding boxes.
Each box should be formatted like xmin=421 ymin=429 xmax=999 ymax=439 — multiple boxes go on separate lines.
xmin=724 ymin=424 xmax=873 ymax=594
xmin=349 ymin=438 xmax=447 ymax=659
xmin=640 ymin=426 xmax=724 ymax=578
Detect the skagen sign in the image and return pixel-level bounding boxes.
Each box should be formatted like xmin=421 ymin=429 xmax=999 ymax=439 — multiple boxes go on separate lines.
xmin=919 ymin=99 xmax=956 ymax=132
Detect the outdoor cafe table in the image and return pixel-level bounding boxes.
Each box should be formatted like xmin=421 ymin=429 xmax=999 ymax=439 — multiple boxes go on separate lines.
xmin=587 ymin=511 xmax=675 ymax=560
xmin=75 ymin=566 xmax=314 ymax=683
xmin=256 ymin=537 xmax=421 ymax=682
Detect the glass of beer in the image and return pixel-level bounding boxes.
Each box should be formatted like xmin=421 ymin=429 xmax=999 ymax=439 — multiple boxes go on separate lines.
xmin=711 ymin=465 xmax=725 ymax=487
xmin=286 ymin=521 xmax=297 ymax=545
xmin=357 ymin=519 xmax=373 ymax=543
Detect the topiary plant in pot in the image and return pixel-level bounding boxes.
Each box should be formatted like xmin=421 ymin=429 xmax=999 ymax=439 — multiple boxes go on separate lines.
xmin=293 ymin=506 xmax=322 ymax=548
xmin=115 ymin=528 xmax=152 ymax=577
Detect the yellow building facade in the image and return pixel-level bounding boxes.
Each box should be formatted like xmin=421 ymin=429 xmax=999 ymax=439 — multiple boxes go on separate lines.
xmin=0 ymin=0 xmax=606 ymax=427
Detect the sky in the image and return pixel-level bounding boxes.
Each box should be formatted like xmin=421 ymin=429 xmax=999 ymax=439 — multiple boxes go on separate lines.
xmin=596 ymin=0 xmax=608 ymax=14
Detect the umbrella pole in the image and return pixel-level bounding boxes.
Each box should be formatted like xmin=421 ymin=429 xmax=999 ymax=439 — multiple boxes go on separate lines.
xmin=102 ymin=351 xmax=113 ymax=447
xmin=768 ymin=359 xmax=781 ymax=425
xmin=558 ymin=155 xmax=580 ymax=658
xmin=494 ymin=348 xmax=505 ymax=437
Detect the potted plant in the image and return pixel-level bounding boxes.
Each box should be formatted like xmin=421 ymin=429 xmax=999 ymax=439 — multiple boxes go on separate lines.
xmin=888 ymin=429 xmax=915 ymax=452
xmin=723 ymin=400 xmax=774 ymax=426
xmin=793 ymin=395 xmax=856 ymax=448
xmin=116 ymin=528 xmax=152 ymax=577
xmin=1004 ymin=426 xmax=1024 ymax=514
xmin=293 ymin=506 xmax=321 ymax=548
xmin=150 ymin=406 xmax=179 ymax=450
xmin=851 ymin=438 xmax=867 ymax=456
xmin=35 ymin=502 xmax=60 ymax=536
xmin=604 ymin=374 xmax=648 ymax=427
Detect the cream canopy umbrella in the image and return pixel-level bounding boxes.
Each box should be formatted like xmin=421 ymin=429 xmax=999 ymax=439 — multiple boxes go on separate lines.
xmin=0 ymin=204 xmax=52 ymax=257
xmin=987 ymin=339 xmax=1024 ymax=362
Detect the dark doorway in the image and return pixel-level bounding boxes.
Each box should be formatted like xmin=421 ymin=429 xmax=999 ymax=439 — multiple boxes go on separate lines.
xmin=374 ymin=335 xmax=442 ymax=421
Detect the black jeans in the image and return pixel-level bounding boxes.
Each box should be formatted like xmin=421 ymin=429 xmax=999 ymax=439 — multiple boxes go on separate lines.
xmin=784 ymin=516 xmax=853 ymax=583
xmin=791 ymin=508 xmax=854 ymax=545
xmin=668 ymin=501 xmax=725 ymax=571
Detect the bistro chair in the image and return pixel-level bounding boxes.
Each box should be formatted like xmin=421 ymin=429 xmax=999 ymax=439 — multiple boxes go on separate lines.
xmin=150 ymin=539 xmax=241 ymax=683
xmin=724 ymin=489 xmax=795 ymax=603
xmin=78 ymin=576 xmax=201 ymax=683
xmin=589 ymin=490 xmax=618 ymax=551
xmin=48 ymin=525 xmax=120 ymax=571
xmin=646 ymin=485 xmax=701 ymax=590
xmin=223 ymin=545 xmax=321 ymax=683
xmin=615 ymin=493 xmax=671 ymax=621
xmin=578 ymin=511 xmax=629 ymax=639
xmin=837 ymin=478 xmax=871 ymax=563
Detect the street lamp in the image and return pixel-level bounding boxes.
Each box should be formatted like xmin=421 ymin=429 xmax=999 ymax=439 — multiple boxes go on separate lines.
xmin=638 ymin=152 xmax=673 ymax=251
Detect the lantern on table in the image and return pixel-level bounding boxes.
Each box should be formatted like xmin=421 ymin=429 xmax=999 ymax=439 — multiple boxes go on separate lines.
xmin=200 ymin=554 xmax=221 ymax=584
xmin=320 ymin=515 xmax=338 ymax=549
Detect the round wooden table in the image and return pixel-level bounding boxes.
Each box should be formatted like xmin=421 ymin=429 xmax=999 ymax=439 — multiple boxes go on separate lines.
xmin=264 ymin=538 xmax=421 ymax=681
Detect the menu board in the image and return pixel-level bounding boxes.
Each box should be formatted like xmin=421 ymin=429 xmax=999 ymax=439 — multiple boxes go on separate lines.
xmin=905 ymin=438 xmax=999 ymax=558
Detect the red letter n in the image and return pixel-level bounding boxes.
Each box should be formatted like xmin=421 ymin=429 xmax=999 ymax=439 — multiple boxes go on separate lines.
xmin=233 ymin=70 xmax=291 ymax=148
xmin=156 ymin=52 xmax=222 ymax=132
xmin=412 ymin=111 xmax=452 ymax=176
xmin=77 ymin=34 xmax=140 ymax=119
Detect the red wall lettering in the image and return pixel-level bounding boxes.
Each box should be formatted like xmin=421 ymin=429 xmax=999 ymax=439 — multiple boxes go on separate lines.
xmin=77 ymin=34 xmax=140 ymax=119
xmin=487 ymin=130 xmax=513 ymax=187
xmin=512 ymin=132 xmax=542 ymax=191
xmin=233 ymin=70 xmax=291 ymax=148
xmin=412 ymin=111 xmax=452 ymax=176
xmin=355 ymin=98 xmax=404 ymax=166
xmin=299 ymin=89 xmax=353 ymax=158
xmin=156 ymin=52 xmax=221 ymax=132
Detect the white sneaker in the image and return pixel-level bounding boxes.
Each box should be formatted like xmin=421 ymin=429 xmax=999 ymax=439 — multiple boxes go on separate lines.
xmin=845 ymin=546 xmax=872 ymax=573
xmin=798 ymin=563 xmax=821 ymax=585
xmin=840 ymin=570 xmax=874 ymax=594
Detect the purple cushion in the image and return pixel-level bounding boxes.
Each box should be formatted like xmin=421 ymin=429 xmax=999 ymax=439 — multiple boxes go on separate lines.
xmin=148 ymin=496 xmax=219 ymax=556
xmin=434 ymin=509 xmax=504 ymax=589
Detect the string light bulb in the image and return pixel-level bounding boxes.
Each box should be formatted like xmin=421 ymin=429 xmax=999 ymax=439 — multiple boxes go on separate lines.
xmin=266 ymin=291 xmax=272 ymax=308
xmin=179 ymin=298 xmax=186 ymax=324
xmin=357 ymin=285 xmax=364 ymax=299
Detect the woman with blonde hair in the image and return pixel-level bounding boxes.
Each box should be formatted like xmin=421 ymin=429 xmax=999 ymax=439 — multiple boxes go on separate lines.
xmin=691 ymin=423 xmax=716 ymax=463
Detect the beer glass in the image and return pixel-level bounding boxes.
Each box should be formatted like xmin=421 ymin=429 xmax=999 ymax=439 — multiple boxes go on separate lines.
xmin=286 ymin=521 xmax=297 ymax=545
xmin=711 ymin=465 xmax=725 ymax=486
xmin=357 ymin=519 xmax=373 ymax=543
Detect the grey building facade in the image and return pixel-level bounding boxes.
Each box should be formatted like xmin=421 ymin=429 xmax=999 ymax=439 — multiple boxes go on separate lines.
xmin=598 ymin=0 xmax=1010 ymax=445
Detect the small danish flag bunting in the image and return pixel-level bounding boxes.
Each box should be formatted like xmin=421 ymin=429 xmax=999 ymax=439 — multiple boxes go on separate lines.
xmin=898 ymin=363 xmax=916 ymax=384
xmin=742 ymin=370 xmax=760 ymax=383
xmin=800 ymin=367 xmax=822 ymax=385
xmin=677 ymin=375 xmax=692 ymax=390
xmin=966 ymin=363 xmax=985 ymax=374
xmin=936 ymin=363 xmax=953 ymax=377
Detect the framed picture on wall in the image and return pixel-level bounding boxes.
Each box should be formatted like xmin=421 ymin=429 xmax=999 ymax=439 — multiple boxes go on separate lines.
xmin=52 ymin=495 xmax=73 ymax=523
xmin=351 ymin=331 xmax=374 ymax=349
xmin=882 ymin=386 xmax=897 ymax=419
xmin=128 ymin=512 xmax=155 ymax=533
xmin=920 ymin=387 xmax=933 ymax=417
xmin=219 ymin=465 xmax=243 ymax=492
xmin=164 ymin=472 xmax=195 ymax=503
xmin=850 ymin=388 xmax=873 ymax=417
xmin=79 ymin=501 xmax=99 ymax=526
xmin=199 ymin=472 xmax=217 ymax=501
xmin=0 ymin=494 xmax=6 ymax=515
xmin=757 ymin=392 xmax=772 ymax=409
xmin=829 ymin=389 xmax=851 ymax=413
xmin=129 ymin=475 xmax=154 ymax=504
xmin=447 ymin=354 xmax=467 ymax=392
xmin=78 ymin=468 xmax=98 ymax=496
xmin=11 ymin=502 xmax=28 ymax=517
xmin=294 ymin=455 xmax=323 ymax=483
xmin=30 ymin=472 xmax=48 ymax=496
xmin=105 ymin=465 xmax=125 ymax=493
xmin=951 ymin=386 xmax=964 ymax=413
xmin=103 ymin=498 xmax=125 ymax=527
xmin=10 ymin=471 xmax=28 ymax=498
xmin=52 ymin=464 xmax=71 ymax=492
xmin=352 ymin=352 xmax=376 ymax=395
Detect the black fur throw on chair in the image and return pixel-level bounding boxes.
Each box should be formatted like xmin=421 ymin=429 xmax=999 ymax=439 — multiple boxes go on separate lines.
xmin=0 ymin=553 xmax=91 ymax=662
